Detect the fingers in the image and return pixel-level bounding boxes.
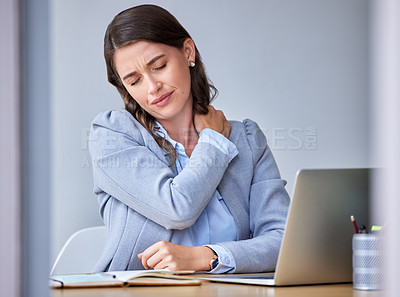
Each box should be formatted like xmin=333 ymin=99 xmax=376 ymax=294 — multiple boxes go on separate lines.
xmin=138 ymin=242 xmax=162 ymax=269
xmin=137 ymin=241 xmax=199 ymax=271
xmin=146 ymin=252 xmax=167 ymax=269
xmin=222 ymin=117 xmax=231 ymax=138
xmin=138 ymin=241 xmax=173 ymax=270
xmin=194 ymin=105 xmax=231 ymax=138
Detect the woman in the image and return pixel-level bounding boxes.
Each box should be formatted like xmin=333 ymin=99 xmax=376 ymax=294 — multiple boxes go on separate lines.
xmin=89 ymin=4 xmax=290 ymax=273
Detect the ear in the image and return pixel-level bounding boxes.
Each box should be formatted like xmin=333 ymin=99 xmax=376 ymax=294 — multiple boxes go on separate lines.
xmin=182 ymin=38 xmax=196 ymax=63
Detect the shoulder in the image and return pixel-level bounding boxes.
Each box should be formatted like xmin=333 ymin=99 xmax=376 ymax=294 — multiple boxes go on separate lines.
xmin=89 ymin=109 xmax=149 ymax=157
xmin=229 ymin=119 xmax=267 ymax=147
xmin=91 ymin=109 xmax=142 ymax=132
xmin=229 ymin=119 xmax=268 ymax=163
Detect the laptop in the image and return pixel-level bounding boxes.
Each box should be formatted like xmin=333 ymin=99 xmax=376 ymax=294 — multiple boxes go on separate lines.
xmin=202 ymin=168 xmax=370 ymax=286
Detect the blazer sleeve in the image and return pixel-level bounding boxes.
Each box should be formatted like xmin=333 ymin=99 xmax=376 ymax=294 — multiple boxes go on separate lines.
xmin=218 ymin=119 xmax=290 ymax=273
xmin=89 ymin=110 xmax=235 ymax=230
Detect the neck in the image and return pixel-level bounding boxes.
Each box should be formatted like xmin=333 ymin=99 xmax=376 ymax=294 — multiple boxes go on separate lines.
xmin=158 ymin=105 xmax=199 ymax=157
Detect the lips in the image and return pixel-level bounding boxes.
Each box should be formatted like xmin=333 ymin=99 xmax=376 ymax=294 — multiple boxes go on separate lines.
xmin=151 ymin=91 xmax=174 ymax=106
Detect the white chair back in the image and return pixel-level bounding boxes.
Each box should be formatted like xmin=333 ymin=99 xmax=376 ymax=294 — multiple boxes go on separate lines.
xmin=50 ymin=226 xmax=107 ymax=275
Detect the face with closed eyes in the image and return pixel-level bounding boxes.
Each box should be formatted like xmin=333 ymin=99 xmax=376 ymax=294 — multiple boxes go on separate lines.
xmin=113 ymin=39 xmax=196 ymax=123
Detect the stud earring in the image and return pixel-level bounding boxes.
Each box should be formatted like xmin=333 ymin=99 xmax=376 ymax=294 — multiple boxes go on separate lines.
xmin=189 ymin=60 xmax=195 ymax=68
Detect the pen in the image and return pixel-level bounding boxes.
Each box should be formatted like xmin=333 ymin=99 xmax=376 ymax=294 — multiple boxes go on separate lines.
xmin=100 ymin=273 xmax=117 ymax=279
xmin=351 ymin=215 xmax=359 ymax=234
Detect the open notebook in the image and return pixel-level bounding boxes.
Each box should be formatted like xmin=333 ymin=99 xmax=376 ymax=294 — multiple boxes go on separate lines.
xmin=49 ymin=269 xmax=200 ymax=288
xmin=202 ymin=168 xmax=370 ymax=286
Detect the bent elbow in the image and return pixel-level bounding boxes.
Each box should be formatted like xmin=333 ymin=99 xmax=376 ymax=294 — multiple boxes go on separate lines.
xmin=161 ymin=188 xmax=201 ymax=230
xmin=162 ymin=214 xmax=197 ymax=230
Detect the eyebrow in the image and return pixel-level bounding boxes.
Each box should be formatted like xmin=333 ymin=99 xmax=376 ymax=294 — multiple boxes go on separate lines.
xmin=122 ymin=54 xmax=166 ymax=81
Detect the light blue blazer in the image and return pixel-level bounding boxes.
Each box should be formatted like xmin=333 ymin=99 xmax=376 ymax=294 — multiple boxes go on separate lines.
xmin=89 ymin=109 xmax=290 ymax=273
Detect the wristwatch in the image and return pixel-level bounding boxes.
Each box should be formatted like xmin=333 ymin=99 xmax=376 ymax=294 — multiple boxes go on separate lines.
xmin=209 ymin=248 xmax=219 ymax=270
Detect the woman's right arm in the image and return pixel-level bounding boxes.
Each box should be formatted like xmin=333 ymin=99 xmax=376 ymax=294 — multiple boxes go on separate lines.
xmin=89 ymin=109 xmax=236 ymax=230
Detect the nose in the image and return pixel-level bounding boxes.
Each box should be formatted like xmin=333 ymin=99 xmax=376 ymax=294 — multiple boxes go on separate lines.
xmin=147 ymin=75 xmax=162 ymax=95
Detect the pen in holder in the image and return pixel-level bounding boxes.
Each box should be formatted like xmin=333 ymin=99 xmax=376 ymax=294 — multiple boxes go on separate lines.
xmin=352 ymin=233 xmax=383 ymax=290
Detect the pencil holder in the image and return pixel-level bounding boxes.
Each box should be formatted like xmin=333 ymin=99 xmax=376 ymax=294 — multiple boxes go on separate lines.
xmin=352 ymin=233 xmax=383 ymax=290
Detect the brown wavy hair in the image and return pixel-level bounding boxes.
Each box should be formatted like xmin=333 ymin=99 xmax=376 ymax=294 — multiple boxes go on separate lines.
xmin=104 ymin=4 xmax=218 ymax=165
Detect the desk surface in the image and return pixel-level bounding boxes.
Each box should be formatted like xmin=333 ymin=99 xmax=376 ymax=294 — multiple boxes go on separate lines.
xmin=51 ymin=275 xmax=385 ymax=297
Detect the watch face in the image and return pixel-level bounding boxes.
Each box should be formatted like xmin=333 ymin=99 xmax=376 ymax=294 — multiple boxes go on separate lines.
xmin=211 ymin=258 xmax=219 ymax=270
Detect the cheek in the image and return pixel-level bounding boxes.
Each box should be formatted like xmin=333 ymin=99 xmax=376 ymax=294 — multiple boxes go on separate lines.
xmin=170 ymin=65 xmax=191 ymax=95
xmin=126 ymin=86 xmax=148 ymax=106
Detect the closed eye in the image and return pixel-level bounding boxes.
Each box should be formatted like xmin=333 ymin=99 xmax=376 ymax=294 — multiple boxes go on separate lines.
xmin=153 ymin=63 xmax=166 ymax=71
xmin=131 ymin=77 xmax=141 ymax=86
xmin=130 ymin=63 xmax=166 ymax=86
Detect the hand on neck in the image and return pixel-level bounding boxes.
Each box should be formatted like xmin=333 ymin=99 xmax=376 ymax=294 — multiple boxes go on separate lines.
xmin=158 ymin=110 xmax=199 ymax=157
